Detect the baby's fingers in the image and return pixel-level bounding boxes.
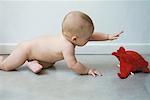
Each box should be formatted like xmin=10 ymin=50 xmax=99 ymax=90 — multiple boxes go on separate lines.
xmin=111 ymin=37 xmax=118 ymax=40
xmin=91 ymin=72 xmax=96 ymax=77
xmin=88 ymin=69 xmax=102 ymax=77
xmin=88 ymin=69 xmax=96 ymax=77
xmin=114 ymin=31 xmax=123 ymax=37
xmin=94 ymin=70 xmax=102 ymax=76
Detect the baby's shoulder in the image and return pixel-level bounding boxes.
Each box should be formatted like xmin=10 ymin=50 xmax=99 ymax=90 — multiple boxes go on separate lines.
xmin=60 ymin=38 xmax=75 ymax=51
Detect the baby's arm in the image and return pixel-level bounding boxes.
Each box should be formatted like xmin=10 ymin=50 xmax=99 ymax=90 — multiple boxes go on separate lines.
xmin=89 ymin=31 xmax=123 ymax=41
xmin=62 ymin=44 xmax=100 ymax=77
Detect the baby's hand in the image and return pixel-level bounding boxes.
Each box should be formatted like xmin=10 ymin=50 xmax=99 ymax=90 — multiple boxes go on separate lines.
xmin=108 ymin=31 xmax=123 ymax=40
xmin=88 ymin=68 xmax=102 ymax=77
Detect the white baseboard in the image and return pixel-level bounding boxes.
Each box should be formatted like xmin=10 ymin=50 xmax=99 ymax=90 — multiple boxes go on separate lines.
xmin=0 ymin=42 xmax=150 ymax=55
xmin=0 ymin=43 xmax=17 ymax=54
xmin=76 ymin=42 xmax=150 ymax=55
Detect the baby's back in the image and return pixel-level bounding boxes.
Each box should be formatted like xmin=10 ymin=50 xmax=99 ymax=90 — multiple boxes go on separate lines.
xmin=27 ymin=36 xmax=64 ymax=63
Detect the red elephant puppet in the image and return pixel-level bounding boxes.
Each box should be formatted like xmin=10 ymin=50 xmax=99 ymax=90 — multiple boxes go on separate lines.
xmin=112 ymin=47 xmax=150 ymax=79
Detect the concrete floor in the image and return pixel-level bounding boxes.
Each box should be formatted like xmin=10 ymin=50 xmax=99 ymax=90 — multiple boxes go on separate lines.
xmin=0 ymin=55 xmax=150 ymax=100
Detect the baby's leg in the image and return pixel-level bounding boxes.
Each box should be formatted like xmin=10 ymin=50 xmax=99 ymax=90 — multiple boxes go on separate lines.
xmin=25 ymin=60 xmax=43 ymax=73
xmin=0 ymin=43 xmax=30 ymax=71
xmin=25 ymin=60 xmax=55 ymax=73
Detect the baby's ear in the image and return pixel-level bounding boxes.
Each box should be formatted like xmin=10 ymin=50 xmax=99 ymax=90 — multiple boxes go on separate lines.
xmin=71 ymin=36 xmax=77 ymax=42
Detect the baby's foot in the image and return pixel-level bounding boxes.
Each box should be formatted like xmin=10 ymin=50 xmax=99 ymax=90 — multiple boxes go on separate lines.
xmin=26 ymin=61 xmax=43 ymax=74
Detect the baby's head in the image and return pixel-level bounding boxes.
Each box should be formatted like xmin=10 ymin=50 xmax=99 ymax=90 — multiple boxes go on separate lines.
xmin=62 ymin=11 xmax=94 ymax=46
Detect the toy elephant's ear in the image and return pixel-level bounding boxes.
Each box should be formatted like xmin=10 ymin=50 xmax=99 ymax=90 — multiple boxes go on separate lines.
xmin=118 ymin=47 xmax=126 ymax=54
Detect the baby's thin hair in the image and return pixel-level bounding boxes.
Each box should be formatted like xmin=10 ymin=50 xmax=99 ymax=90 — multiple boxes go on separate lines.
xmin=62 ymin=11 xmax=94 ymax=35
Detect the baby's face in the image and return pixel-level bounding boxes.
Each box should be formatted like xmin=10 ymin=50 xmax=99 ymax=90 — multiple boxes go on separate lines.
xmin=74 ymin=32 xmax=92 ymax=46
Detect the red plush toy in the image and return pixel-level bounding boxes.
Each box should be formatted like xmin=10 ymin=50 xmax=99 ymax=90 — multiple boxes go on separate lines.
xmin=112 ymin=47 xmax=150 ymax=79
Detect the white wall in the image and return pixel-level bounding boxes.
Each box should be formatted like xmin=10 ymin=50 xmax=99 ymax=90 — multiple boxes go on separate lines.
xmin=0 ymin=1 xmax=150 ymax=54
xmin=149 ymin=14 xmax=150 ymax=43
xmin=0 ymin=1 xmax=150 ymax=43
xmin=0 ymin=3 xmax=2 ymax=36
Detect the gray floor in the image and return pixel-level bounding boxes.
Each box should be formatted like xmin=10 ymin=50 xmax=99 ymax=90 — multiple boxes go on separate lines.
xmin=0 ymin=55 xmax=150 ymax=100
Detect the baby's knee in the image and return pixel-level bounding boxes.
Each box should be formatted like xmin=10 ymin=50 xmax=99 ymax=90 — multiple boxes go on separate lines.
xmin=0 ymin=63 xmax=12 ymax=71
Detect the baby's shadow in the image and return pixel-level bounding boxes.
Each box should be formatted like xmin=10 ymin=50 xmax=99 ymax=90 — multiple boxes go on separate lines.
xmin=38 ymin=66 xmax=56 ymax=75
xmin=18 ymin=65 xmax=56 ymax=75
xmin=17 ymin=65 xmax=28 ymax=71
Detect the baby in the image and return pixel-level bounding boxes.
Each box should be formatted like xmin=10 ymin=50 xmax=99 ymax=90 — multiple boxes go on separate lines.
xmin=0 ymin=11 xmax=122 ymax=77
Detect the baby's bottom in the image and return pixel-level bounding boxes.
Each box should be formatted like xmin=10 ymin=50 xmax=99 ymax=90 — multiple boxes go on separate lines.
xmin=0 ymin=42 xmax=55 ymax=73
xmin=25 ymin=60 xmax=55 ymax=73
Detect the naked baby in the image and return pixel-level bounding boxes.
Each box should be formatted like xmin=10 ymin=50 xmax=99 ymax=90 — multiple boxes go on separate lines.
xmin=0 ymin=11 xmax=122 ymax=77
